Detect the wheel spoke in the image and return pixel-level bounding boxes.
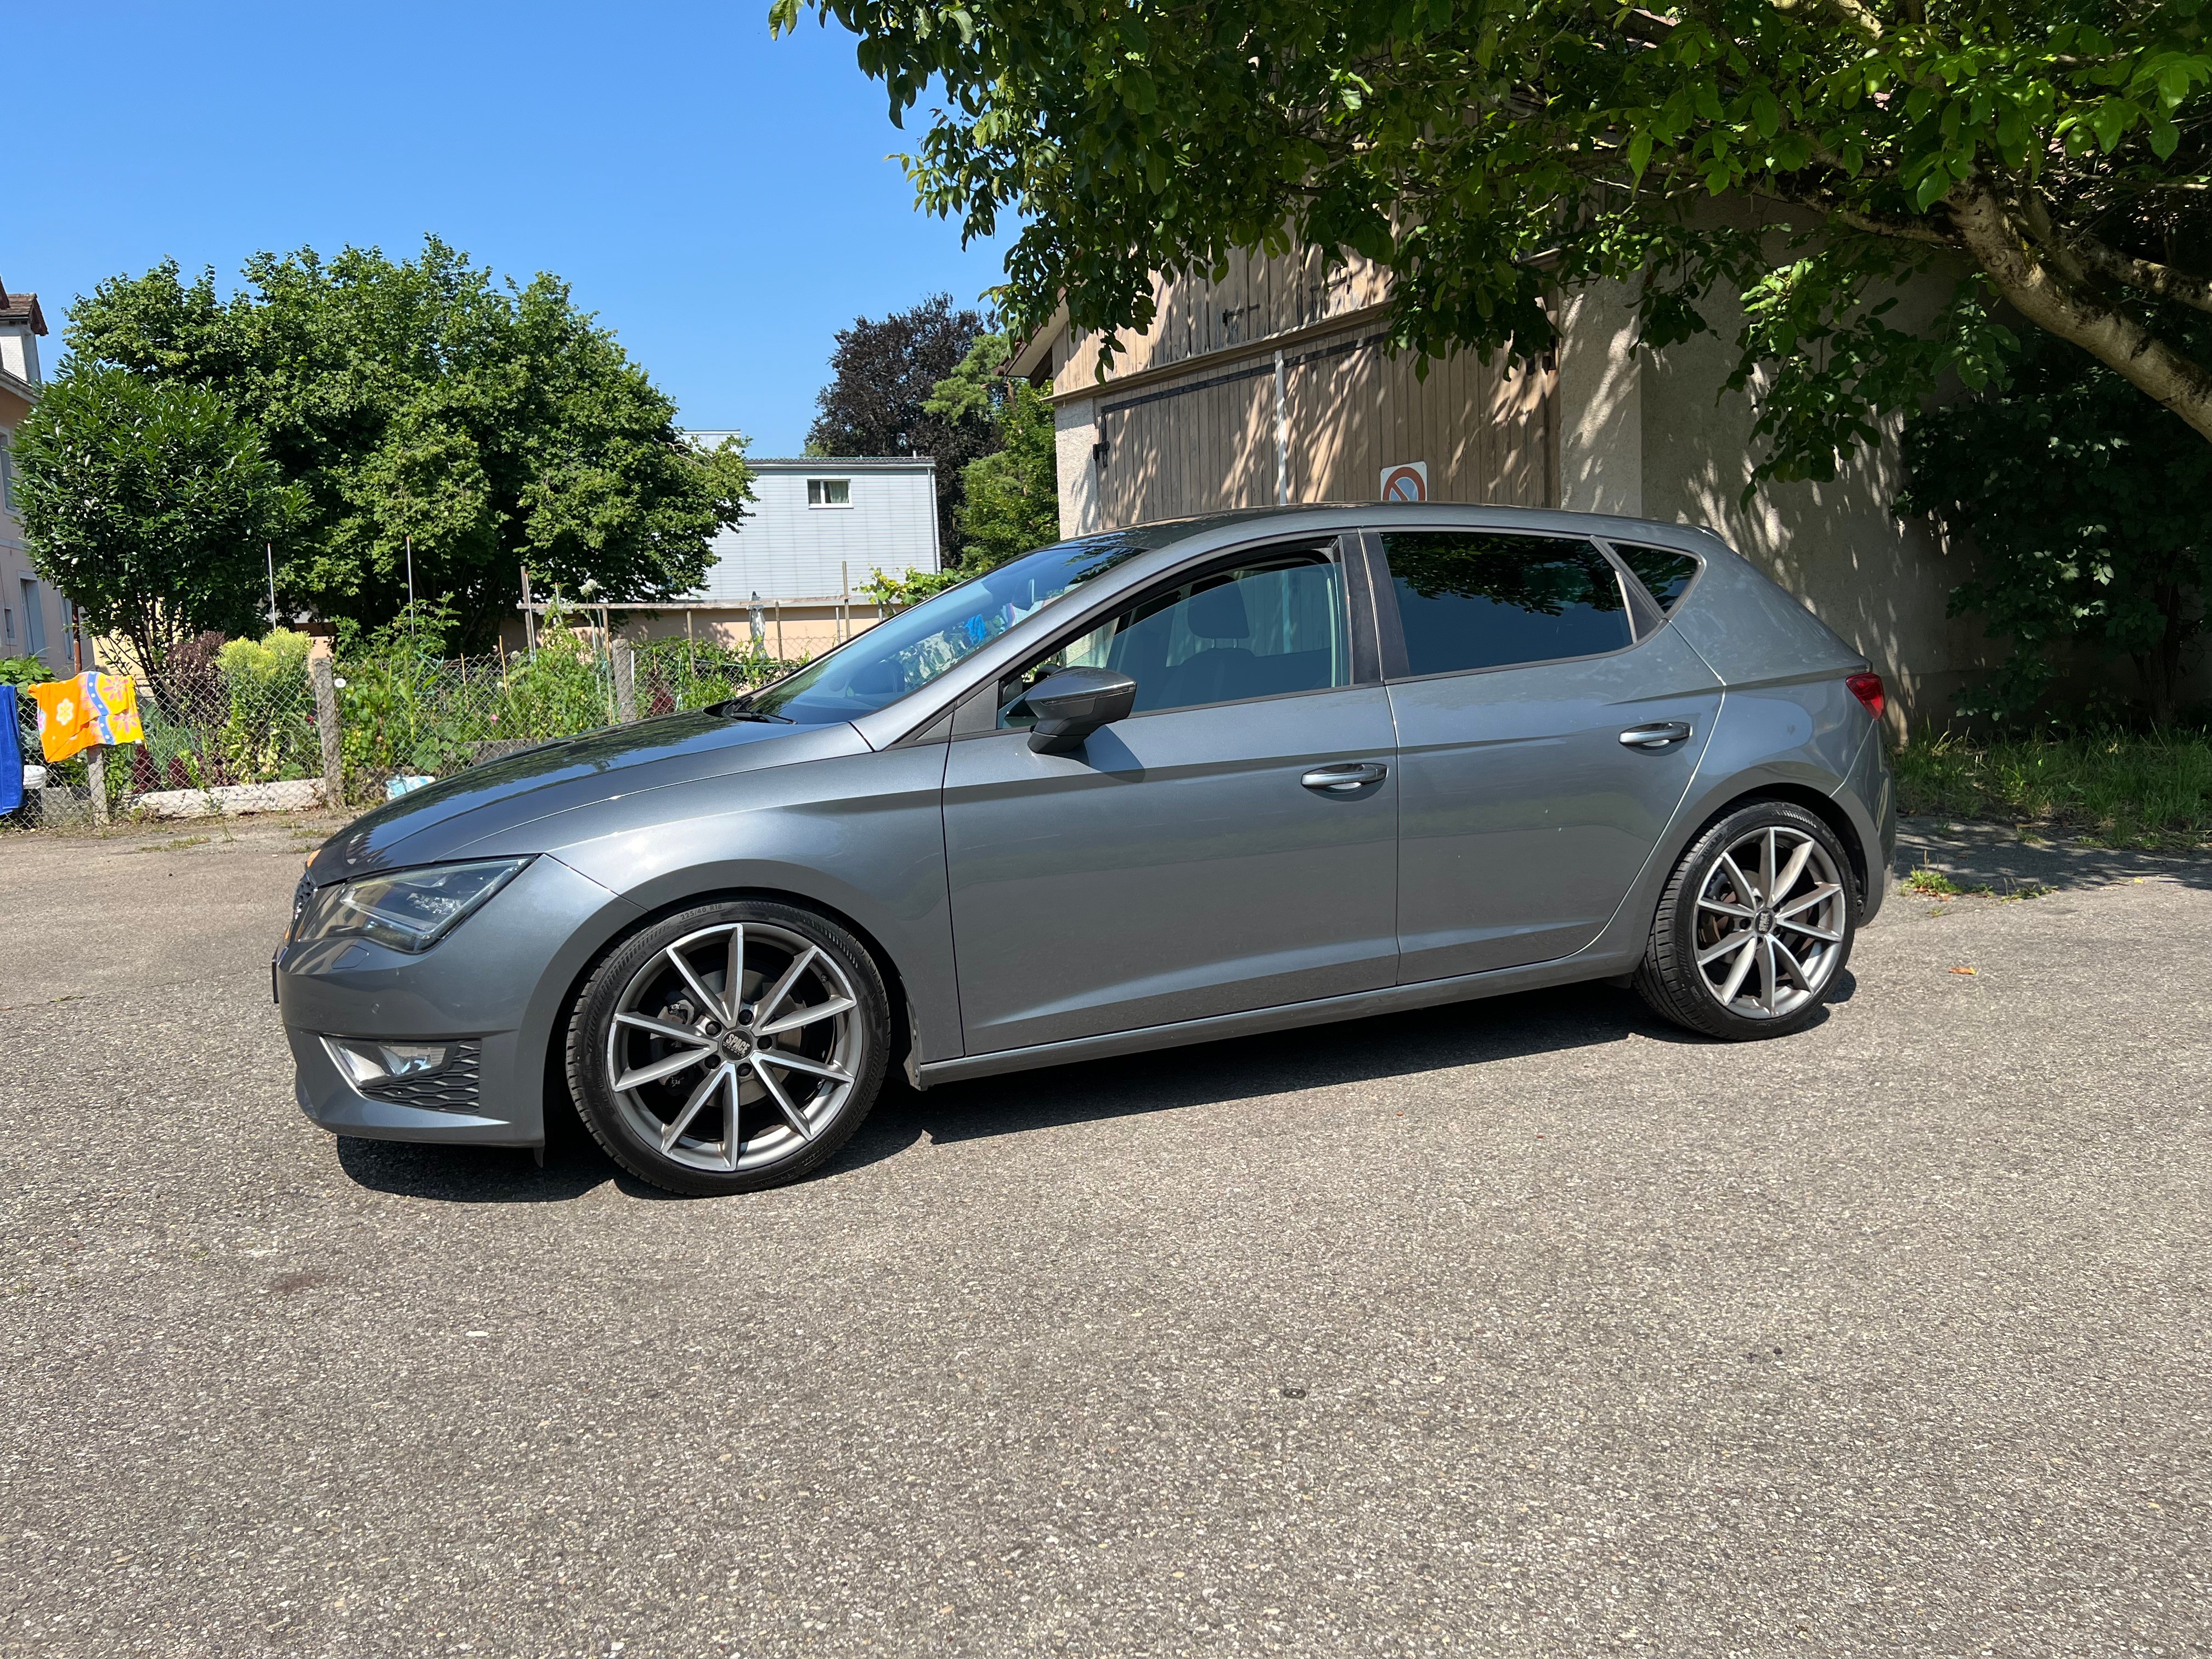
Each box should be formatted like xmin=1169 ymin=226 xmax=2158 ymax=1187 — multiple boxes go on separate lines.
xmin=1771 ymin=935 xmax=1813 ymax=991
xmin=1758 ymin=938 xmax=1778 ymax=1014
xmin=722 ymin=1066 xmax=744 ymax=1171
xmin=665 ymin=945 xmax=729 ymax=1026
xmin=1697 ymin=930 xmax=1752 ymax=966
xmin=723 ymin=925 xmax=746 ymax=1022
xmin=1718 ymin=853 xmax=1759 ymax=907
xmin=1698 ymin=894 xmax=1755 ymax=920
xmin=660 ymin=1062 xmax=729 ymax=1152
xmin=1762 ymin=828 xmax=1779 ymax=909
xmin=758 ymin=1048 xmax=851 ymax=1085
xmin=1717 ymin=935 xmax=1759 ymax=1005
xmin=1778 ymin=882 xmax=1841 ymax=919
xmin=1772 ymin=838 xmax=1815 ymax=905
xmin=756 ymin=995 xmax=856 ymax=1038
xmin=1777 ymin=915 xmax=1842 ymax=944
xmin=614 ymin=1042 xmax=718 ymax=1093
xmin=613 ymin=1011 xmax=709 ymax=1046
xmin=754 ymin=1060 xmax=814 ymax=1141
xmin=755 ymin=945 xmax=820 ymax=1025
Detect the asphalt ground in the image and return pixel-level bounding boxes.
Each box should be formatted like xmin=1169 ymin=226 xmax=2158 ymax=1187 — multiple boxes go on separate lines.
xmin=2 ymin=812 xmax=2208 ymax=1659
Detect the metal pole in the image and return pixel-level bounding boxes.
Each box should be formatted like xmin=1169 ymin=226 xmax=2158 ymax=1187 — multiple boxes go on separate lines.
xmin=405 ymin=534 xmax=415 ymax=618
xmin=840 ymin=561 xmax=850 ymax=642
xmin=266 ymin=541 xmax=280 ymax=631
xmin=1274 ymin=348 xmax=1289 ymax=505
xmin=521 ymin=567 xmax=536 ymax=654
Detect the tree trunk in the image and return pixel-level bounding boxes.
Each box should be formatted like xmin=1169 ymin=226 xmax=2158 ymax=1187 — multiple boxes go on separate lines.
xmin=1949 ymin=182 xmax=2212 ymax=448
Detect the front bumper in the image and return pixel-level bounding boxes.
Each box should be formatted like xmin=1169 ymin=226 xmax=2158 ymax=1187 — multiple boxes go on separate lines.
xmin=276 ymin=854 xmax=639 ymax=1147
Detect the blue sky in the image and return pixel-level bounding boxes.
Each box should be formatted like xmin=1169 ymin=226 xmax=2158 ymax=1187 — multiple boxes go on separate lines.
xmin=10 ymin=1 xmax=1011 ymax=455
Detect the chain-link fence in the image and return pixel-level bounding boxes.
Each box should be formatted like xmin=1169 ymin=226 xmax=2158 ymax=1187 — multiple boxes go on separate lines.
xmin=5 ymin=634 xmax=806 ymax=832
xmin=8 ymin=660 xmax=326 ymax=830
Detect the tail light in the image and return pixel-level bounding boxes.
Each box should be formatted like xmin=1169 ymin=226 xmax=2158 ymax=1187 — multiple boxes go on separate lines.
xmin=1846 ymin=672 xmax=1885 ymax=723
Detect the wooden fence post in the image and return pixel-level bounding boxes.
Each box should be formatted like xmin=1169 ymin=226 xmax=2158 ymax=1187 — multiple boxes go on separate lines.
xmin=612 ymin=639 xmax=637 ymax=724
xmin=311 ymin=654 xmax=345 ymax=808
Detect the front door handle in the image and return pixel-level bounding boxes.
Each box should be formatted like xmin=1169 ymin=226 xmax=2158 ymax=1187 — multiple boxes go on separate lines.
xmin=1301 ymin=762 xmax=1389 ymax=793
xmin=1618 ymin=721 xmax=1692 ymax=750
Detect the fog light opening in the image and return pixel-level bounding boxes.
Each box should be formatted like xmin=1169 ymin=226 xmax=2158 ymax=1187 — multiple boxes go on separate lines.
xmin=326 ymin=1037 xmax=454 ymax=1088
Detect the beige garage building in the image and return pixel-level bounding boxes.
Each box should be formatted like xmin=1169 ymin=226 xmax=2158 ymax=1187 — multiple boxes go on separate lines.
xmin=1009 ymin=240 xmax=2004 ymax=727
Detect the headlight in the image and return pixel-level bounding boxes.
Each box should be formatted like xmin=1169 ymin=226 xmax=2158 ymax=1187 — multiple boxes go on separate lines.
xmin=293 ymin=858 xmax=532 ymax=953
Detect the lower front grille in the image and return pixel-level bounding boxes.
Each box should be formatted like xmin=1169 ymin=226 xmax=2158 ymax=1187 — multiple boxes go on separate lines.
xmin=360 ymin=1041 xmax=484 ymax=1112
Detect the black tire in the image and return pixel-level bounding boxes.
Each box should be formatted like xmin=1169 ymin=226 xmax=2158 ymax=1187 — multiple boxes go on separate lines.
xmin=566 ymin=899 xmax=890 ymax=1195
xmin=1633 ymin=800 xmax=1860 ymax=1041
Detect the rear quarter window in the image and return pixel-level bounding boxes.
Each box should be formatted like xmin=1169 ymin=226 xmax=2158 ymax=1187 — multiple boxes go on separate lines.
xmin=1608 ymin=544 xmax=1702 ymax=613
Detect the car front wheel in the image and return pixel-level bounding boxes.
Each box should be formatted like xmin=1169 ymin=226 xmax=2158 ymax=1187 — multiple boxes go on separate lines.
xmin=566 ymin=900 xmax=890 ymax=1195
xmin=1633 ymin=801 xmax=1859 ymax=1041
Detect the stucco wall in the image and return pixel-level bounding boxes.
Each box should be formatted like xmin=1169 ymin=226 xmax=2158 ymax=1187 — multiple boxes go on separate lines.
xmin=1558 ymin=272 xmax=1999 ymax=730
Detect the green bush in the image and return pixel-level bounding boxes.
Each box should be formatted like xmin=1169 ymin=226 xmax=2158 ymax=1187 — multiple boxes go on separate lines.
xmin=0 ymin=654 xmax=56 ymax=687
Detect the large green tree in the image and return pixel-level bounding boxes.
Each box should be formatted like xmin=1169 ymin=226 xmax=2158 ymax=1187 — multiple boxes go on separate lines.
xmin=13 ymin=367 xmax=302 ymax=699
xmin=62 ymin=239 xmax=752 ymax=648
xmin=778 ymin=0 xmax=2212 ymax=485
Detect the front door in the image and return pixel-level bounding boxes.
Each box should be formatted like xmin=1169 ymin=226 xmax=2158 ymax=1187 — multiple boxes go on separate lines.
xmin=944 ymin=545 xmax=1400 ymax=1056
xmin=1372 ymin=527 xmax=1724 ymax=982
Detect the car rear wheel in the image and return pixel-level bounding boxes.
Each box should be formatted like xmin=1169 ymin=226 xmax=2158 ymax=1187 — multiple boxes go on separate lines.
xmin=566 ymin=900 xmax=890 ymax=1195
xmin=1633 ymin=801 xmax=1859 ymax=1041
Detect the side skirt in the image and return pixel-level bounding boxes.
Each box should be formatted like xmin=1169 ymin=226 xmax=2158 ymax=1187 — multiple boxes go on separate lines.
xmin=913 ymin=949 xmax=1643 ymax=1088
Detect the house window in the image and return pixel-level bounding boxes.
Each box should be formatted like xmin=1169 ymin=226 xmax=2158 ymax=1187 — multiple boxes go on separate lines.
xmin=20 ymin=578 xmax=45 ymax=656
xmin=3 ymin=606 xmax=13 ymax=643
xmin=806 ymin=478 xmax=851 ymax=507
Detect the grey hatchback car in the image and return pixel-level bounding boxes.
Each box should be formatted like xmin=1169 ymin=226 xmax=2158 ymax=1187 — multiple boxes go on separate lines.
xmin=279 ymin=505 xmax=1894 ymax=1195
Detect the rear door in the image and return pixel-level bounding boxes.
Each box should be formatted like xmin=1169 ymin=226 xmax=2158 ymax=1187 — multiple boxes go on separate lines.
xmin=1370 ymin=527 xmax=1723 ymax=982
xmin=943 ymin=539 xmax=1400 ymax=1056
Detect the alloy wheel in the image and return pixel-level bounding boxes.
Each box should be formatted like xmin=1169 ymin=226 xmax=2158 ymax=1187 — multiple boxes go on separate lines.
xmin=1691 ymin=823 xmax=1848 ymax=1020
xmin=601 ymin=921 xmax=866 ymax=1173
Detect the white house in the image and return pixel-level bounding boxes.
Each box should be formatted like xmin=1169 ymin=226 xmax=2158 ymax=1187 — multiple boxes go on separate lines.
xmin=575 ymin=449 xmax=938 ymax=660
xmin=0 ymin=277 xmax=70 ymax=672
xmin=690 ymin=453 xmax=939 ymax=606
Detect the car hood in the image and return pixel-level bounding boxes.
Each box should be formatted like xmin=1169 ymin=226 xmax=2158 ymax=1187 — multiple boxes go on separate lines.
xmin=308 ymin=713 xmax=870 ymax=882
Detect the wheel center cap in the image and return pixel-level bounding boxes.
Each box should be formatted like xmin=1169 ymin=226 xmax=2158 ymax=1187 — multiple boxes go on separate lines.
xmin=720 ymin=1030 xmax=752 ymax=1057
xmin=1754 ymin=907 xmax=1775 ymax=934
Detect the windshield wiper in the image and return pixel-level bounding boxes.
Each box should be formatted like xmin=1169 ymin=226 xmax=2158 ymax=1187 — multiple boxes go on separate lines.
xmin=715 ymin=696 xmax=792 ymax=724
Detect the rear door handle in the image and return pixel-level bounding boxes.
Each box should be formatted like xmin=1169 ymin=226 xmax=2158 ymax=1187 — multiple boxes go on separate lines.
xmin=1301 ymin=762 xmax=1389 ymax=792
xmin=1618 ymin=721 xmax=1692 ymax=750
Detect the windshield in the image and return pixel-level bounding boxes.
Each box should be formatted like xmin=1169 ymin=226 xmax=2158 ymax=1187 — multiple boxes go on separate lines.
xmin=742 ymin=533 xmax=1156 ymax=723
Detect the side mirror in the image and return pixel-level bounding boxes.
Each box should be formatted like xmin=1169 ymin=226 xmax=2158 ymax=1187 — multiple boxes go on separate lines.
xmin=1025 ymin=666 xmax=1138 ymax=754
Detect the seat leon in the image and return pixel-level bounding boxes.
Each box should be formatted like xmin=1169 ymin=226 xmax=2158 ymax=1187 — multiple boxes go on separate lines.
xmin=278 ymin=505 xmax=1895 ymax=1195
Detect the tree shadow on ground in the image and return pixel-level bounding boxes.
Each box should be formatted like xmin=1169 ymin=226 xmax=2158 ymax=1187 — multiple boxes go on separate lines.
xmin=1893 ymin=816 xmax=2212 ymax=894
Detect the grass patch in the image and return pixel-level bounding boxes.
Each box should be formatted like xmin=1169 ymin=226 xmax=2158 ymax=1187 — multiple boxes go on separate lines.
xmin=1893 ymin=728 xmax=2212 ymax=850
xmin=1901 ymin=866 xmax=1963 ymax=896
xmin=128 ymin=835 xmax=213 ymax=854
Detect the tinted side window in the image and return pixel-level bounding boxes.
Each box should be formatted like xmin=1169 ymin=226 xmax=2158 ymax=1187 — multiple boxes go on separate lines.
xmin=1379 ymin=532 xmax=1632 ymax=676
xmin=1003 ymin=552 xmax=1347 ymax=724
xmin=1609 ymin=543 xmax=1702 ymax=612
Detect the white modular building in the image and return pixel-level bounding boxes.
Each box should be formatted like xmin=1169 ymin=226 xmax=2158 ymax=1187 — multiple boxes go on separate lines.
xmin=685 ymin=449 xmax=940 ymax=607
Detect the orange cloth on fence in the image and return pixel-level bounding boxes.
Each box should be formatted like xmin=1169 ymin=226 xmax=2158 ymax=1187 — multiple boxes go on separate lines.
xmin=30 ymin=673 xmax=144 ymax=763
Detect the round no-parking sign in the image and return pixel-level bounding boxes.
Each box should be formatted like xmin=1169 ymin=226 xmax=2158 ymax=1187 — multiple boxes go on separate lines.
xmin=1381 ymin=461 xmax=1429 ymax=502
